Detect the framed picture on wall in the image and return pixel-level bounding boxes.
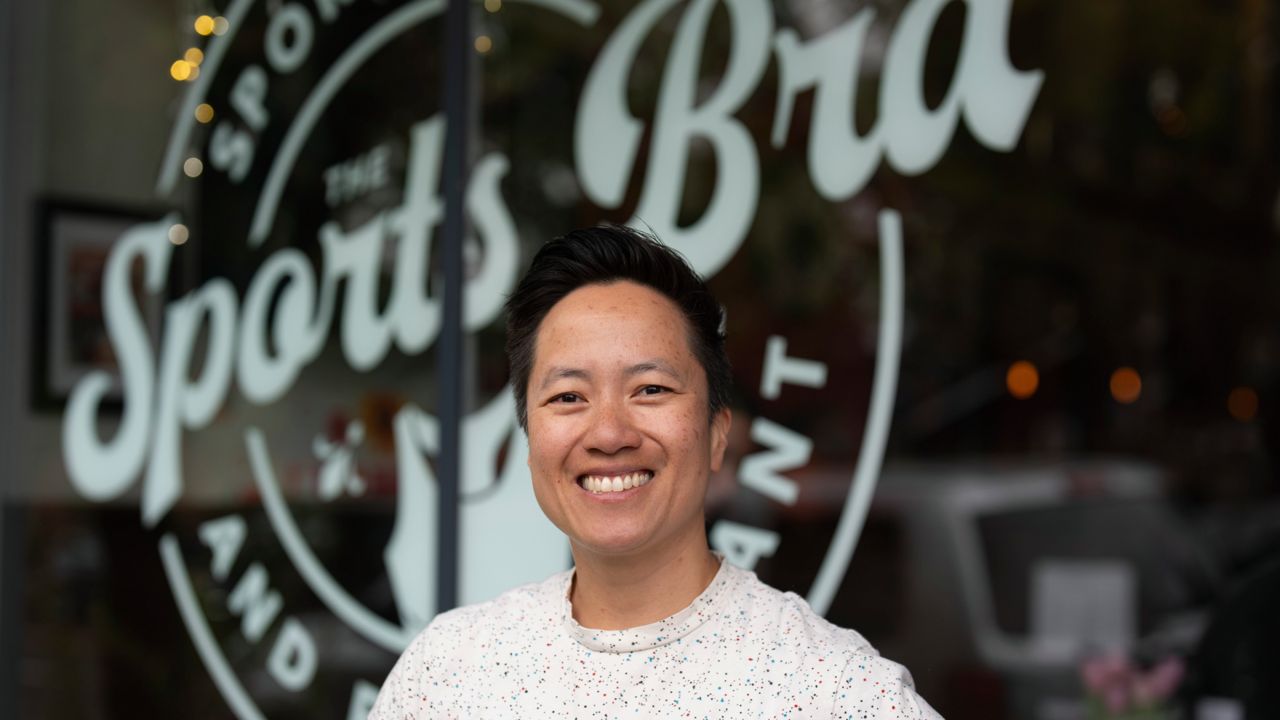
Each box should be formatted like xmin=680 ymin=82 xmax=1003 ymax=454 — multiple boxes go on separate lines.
xmin=31 ymin=198 xmax=166 ymax=411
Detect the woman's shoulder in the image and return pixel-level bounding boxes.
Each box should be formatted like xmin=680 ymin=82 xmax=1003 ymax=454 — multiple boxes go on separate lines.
xmin=420 ymin=567 xmax=572 ymax=641
xmin=721 ymin=561 xmax=877 ymax=655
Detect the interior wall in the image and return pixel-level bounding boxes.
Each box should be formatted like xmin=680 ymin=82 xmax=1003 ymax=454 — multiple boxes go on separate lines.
xmin=0 ymin=3 xmax=171 ymax=707
xmin=0 ymin=0 xmax=46 ymax=711
xmin=3 ymin=0 xmax=175 ymax=504
xmin=4 ymin=0 xmax=49 ymax=504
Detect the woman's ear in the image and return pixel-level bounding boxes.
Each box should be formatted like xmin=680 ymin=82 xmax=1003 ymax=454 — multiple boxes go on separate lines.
xmin=709 ymin=407 xmax=732 ymax=472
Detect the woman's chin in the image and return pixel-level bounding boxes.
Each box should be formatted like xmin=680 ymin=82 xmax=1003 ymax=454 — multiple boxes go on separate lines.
xmin=570 ymin=531 xmax=652 ymax=559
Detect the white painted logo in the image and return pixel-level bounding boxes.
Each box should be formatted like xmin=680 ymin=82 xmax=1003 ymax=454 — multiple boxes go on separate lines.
xmin=61 ymin=0 xmax=1041 ymax=717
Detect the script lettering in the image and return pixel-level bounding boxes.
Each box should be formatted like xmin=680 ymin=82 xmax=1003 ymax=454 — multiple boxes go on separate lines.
xmin=65 ymin=114 xmax=517 ymax=526
xmin=63 ymin=217 xmax=172 ymax=503
xmin=577 ymin=0 xmax=771 ymax=276
xmin=577 ymin=0 xmax=1043 ymax=247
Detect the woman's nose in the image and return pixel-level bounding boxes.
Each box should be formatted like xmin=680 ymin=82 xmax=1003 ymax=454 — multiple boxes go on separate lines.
xmin=584 ymin=398 xmax=642 ymax=453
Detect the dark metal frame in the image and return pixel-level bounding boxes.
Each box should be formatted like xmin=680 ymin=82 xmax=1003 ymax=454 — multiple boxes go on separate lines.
xmin=436 ymin=0 xmax=471 ymax=613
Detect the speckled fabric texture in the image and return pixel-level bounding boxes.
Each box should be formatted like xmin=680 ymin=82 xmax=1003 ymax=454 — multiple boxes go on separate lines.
xmin=370 ymin=559 xmax=942 ymax=718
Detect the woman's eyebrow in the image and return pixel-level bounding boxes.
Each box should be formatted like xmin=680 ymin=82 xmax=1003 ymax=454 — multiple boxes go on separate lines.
xmin=538 ymin=361 xmax=683 ymax=389
xmin=538 ymin=366 xmax=591 ymax=390
xmin=625 ymin=360 xmax=683 ymax=381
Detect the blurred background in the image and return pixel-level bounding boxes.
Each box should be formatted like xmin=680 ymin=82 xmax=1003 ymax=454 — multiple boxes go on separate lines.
xmin=0 ymin=0 xmax=1276 ymax=718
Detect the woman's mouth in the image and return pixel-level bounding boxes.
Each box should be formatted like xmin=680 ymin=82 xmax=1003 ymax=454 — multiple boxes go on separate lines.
xmin=577 ymin=471 xmax=654 ymax=494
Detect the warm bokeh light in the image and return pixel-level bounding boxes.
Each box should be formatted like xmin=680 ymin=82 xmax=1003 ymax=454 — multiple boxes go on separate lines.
xmin=194 ymin=103 xmax=215 ymax=123
xmin=1228 ymin=386 xmax=1259 ymax=422
xmin=484 ymin=0 xmax=502 ymax=11
xmin=187 ymin=65 xmax=200 ymax=81
xmin=170 ymin=60 xmax=192 ymax=81
xmin=194 ymin=15 xmax=214 ymax=35
xmin=183 ymin=157 xmax=204 ymax=178
xmin=168 ymin=224 xmax=189 ymax=246
xmin=1006 ymin=360 xmax=1039 ymax=400
xmin=1110 ymin=367 xmax=1142 ymax=404
xmin=184 ymin=47 xmax=204 ymax=66
xmin=212 ymin=16 xmax=229 ymax=35
xmin=474 ymin=35 xmax=493 ymax=53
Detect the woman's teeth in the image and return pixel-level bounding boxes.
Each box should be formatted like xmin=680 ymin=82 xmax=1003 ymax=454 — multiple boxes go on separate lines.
xmin=581 ymin=471 xmax=653 ymax=494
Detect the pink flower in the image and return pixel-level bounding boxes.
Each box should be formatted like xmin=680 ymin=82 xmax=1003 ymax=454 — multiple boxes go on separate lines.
xmin=1132 ymin=674 xmax=1159 ymax=707
xmin=1145 ymin=658 xmax=1185 ymax=701
xmin=1081 ymin=654 xmax=1133 ymax=694
xmin=1080 ymin=654 xmax=1185 ymax=715
xmin=1132 ymin=657 xmax=1186 ymax=706
xmin=1103 ymin=683 xmax=1132 ymax=714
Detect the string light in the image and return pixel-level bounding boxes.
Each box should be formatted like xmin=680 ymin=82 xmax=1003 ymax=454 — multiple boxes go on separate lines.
xmin=183 ymin=157 xmax=204 ymax=178
xmin=194 ymin=15 xmax=215 ymax=35
xmin=170 ymin=60 xmax=193 ymax=81
xmin=1110 ymin=367 xmax=1142 ymax=404
xmin=212 ymin=16 xmax=229 ymax=35
xmin=184 ymin=47 xmax=205 ymax=66
xmin=194 ymin=103 xmax=215 ymax=123
xmin=474 ymin=35 xmax=493 ymax=53
xmin=1006 ymin=360 xmax=1039 ymax=400
xmin=1228 ymin=387 xmax=1259 ymax=422
xmin=168 ymin=224 xmax=189 ymax=245
xmin=484 ymin=0 xmax=502 ymax=11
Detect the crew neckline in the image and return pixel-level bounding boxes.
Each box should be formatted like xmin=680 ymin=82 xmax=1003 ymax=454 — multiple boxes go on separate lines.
xmin=561 ymin=554 xmax=737 ymax=653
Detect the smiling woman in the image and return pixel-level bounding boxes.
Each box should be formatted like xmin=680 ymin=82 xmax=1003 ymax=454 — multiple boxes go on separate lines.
xmin=8 ymin=0 xmax=1278 ymax=716
xmin=525 ymin=281 xmax=730 ymax=596
xmin=368 ymin=226 xmax=941 ymax=718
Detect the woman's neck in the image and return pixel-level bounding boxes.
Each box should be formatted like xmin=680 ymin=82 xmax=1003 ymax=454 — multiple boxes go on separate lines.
xmin=569 ymin=538 xmax=721 ymax=631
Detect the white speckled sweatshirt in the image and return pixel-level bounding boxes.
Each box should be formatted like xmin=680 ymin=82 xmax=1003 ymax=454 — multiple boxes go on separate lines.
xmin=370 ymin=558 xmax=942 ymax=719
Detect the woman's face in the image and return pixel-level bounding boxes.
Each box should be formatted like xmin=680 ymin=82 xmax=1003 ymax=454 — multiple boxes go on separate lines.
xmin=524 ymin=280 xmax=731 ymax=561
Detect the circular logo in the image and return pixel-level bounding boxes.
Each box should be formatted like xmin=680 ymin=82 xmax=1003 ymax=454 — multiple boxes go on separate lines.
xmin=61 ymin=0 xmax=1041 ymax=716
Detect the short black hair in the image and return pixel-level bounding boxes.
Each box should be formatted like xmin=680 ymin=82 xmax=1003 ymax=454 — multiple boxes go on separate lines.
xmin=504 ymin=225 xmax=732 ymax=431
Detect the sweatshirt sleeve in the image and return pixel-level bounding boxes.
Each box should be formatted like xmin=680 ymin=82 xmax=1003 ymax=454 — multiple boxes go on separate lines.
xmin=831 ymin=653 xmax=945 ymax=719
